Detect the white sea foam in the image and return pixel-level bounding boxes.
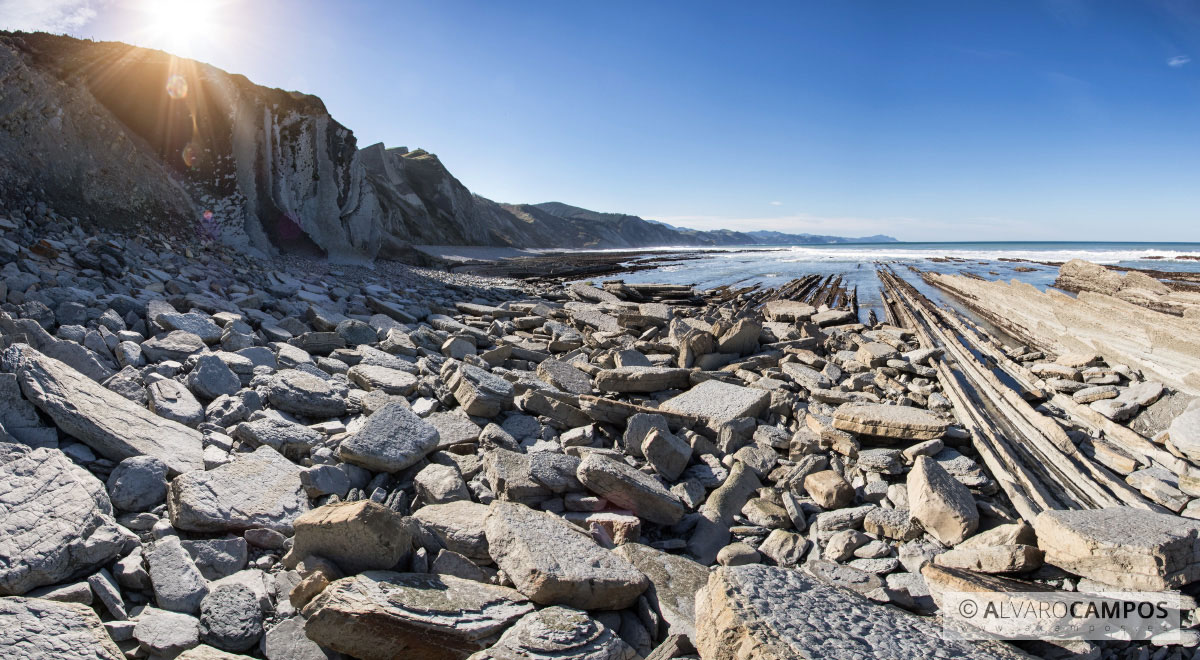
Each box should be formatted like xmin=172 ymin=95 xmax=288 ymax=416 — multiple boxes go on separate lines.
xmin=775 ymin=245 xmax=1200 ymax=264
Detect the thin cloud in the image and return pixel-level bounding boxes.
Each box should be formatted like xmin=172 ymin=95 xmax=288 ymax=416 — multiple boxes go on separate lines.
xmin=1168 ymin=55 xmax=1191 ymax=68
xmin=769 ymin=201 xmax=782 ymax=206
xmin=0 ymin=0 xmax=103 ymax=33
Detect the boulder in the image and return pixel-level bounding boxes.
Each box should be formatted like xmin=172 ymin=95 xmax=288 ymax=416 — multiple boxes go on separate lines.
xmin=660 ymin=379 xmax=770 ymax=424
xmin=347 ymin=364 xmax=418 ymax=395
xmin=132 ymin=607 xmax=201 ymax=656
xmin=146 ymin=536 xmax=210 ymax=614
xmin=412 ymin=501 xmax=492 ymax=563
xmin=285 ymin=500 xmax=413 ymax=575
xmin=303 ymin=572 xmax=534 ymax=660
xmin=168 ymin=445 xmax=309 ymax=533
xmin=803 ymin=469 xmax=854 ymax=509
xmin=594 ymin=367 xmax=690 ymax=393
xmin=535 ymin=358 xmax=593 ymax=395
xmin=0 ymin=596 xmax=124 ymax=660
xmin=640 ymin=428 xmax=691 ymax=481
xmin=466 ymin=606 xmax=636 ymax=660
xmin=1033 ymin=507 xmax=1200 ymax=590
xmin=106 ymin=456 xmax=169 ymax=512
xmin=0 ymin=448 xmax=131 ymax=595
xmin=833 ymin=403 xmax=949 ymax=440
xmin=1168 ymin=407 xmax=1200 ymax=462
xmin=907 ymin=455 xmax=978 ymax=546
xmin=199 ymin=583 xmax=263 ymax=652
xmin=148 ymin=378 xmax=206 ymax=426
xmin=447 ymin=364 xmax=514 ymax=418
xmin=339 ymin=401 xmax=440 ymax=472
xmin=612 ymin=543 xmax=709 ymax=642
xmin=694 ymin=564 xmax=1028 ymax=659
xmin=415 ymin=463 xmax=470 ymax=504
xmin=264 ymin=370 xmax=348 ymax=417
xmin=576 ymin=453 xmax=686 ymax=525
xmin=484 ymin=501 xmax=649 ymax=610
xmin=188 ymin=355 xmax=241 ymax=400
xmin=2 ymin=344 xmax=203 ymax=474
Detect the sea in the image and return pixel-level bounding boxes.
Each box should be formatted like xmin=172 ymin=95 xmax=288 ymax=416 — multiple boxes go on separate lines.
xmin=589 ymin=241 xmax=1200 ymax=322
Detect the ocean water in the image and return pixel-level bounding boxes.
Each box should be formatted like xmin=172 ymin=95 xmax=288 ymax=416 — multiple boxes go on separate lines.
xmin=593 ymin=241 xmax=1200 ymax=322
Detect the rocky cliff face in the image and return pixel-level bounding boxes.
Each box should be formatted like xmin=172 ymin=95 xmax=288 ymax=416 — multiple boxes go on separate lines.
xmin=0 ymin=32 xmax=897 ymax=263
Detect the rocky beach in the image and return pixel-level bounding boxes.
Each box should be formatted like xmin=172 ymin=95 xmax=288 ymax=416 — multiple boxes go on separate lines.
xmin=2 ymin=194 xmax=1200 ymax=660
xmin=3 ymin=21 xmax=1200 ymax=660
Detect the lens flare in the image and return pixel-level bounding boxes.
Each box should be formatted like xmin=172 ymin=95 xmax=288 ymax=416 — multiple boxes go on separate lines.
xmin=182 ymin=142 xmax=198 ymax=168
xmin=165 ymin=74 xmax=188 ymax=99
xmin=202 ymin=210 xmax=214 ymax=221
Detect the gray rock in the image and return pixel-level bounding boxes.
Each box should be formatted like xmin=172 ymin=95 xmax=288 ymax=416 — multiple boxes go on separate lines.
xmin=446 ymin=363 xmax=515 ymax=417
xmin=303 ymin=572 xmax=535 ymax=660
xmin=183 ymin=537 xmax=249 ymax=581
xmin=347 ymin=364 xmax=418 ymax=395
xmin=133 ymin=607 xmax=201 ymax=656
xmin=695 ymin=565 xmax=1026 ymax=659
xmin=107 ymin=455 xmax=169 ymax=512
xmin=265 ymin=369 xmax=348 ymax=417
xmin=833 ymin=402 xmax=949 ymax=440
xmin=1168 ymin=407 xmax=1200 ymax=462
xmin=264 ymin=615 xmax=340 ymax=660
xmin=466 ymin=606 xmax=636 ymax=660
xmin=412 ymin=501 xmax=493 ymax=563
xmin=233 ymin=417 xmax=321 ymax=458
xmin=641 ymin=428 xmax=691 ymax=481
xmin=660 ymin=379 xmax=770 ymax=424
xmin=87 ymin=568 xmax=127 ymax=620
xmin=485 ymin=501 xmax=649 ymax=610
xmin=188 ymin=354 xmax=241 ymax=400
xmin=158 ymin=311 xmax=224 ymax=344
xmin=594 ymin=367 xmax=691 ymax=393
xmin=612 ymin=542 xmax=709 ymax=642
xmin=623 ymin=413 xmax=669 ymax=459
xmin=300 ymin=464 xmax=352 ymax=498
xmin=0 ymin=448 xmax=131 ymax=595
xmin=415 ymin=463 xmax=471 ymax=504
xmin=0 ymin=596 xmax=124 ymax=659
xmin=199 ymin=583 xmax=263 ymax=652
xmin=2 ymin=344 xmax=204 ymax=474
xmin=146 ymin=536 xmax=210 ymax=613
xmin=149 ymin=378 xmax=206 ymax=426
xmin=577 ymin=453 xmax=686 ymax=525
xmin=168 ymin=445 xmax=309 ymax=533
xmin=206 ymin=394 xmax=250 ymax=426
xmin=142 ymin=330 xmax=207 ymax=362
xmin=336 ymin=319 xmax=378 ymax=346
xmin=340 ymin=401 xmax=440 ymax=472
xmin=535 ymin=358 xmax=593 ymax=395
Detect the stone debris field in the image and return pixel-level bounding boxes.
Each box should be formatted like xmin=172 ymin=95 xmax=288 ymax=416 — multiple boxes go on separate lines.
xmin=3 ymin=205 xmax=1200 ymax=660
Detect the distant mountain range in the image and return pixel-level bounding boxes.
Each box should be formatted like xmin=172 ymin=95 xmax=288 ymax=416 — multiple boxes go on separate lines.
xmin=532 ymin=203 xmax=897 ymax=246
xmin=0 ymin=31 xmax=896 ymax=262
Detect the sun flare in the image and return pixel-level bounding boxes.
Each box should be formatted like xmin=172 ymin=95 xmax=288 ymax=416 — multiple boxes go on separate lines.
xmin=141 ymin=0 xmax=219 ymax=57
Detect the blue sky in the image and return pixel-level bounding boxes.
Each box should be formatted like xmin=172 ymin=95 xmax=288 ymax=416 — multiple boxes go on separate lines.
xmin=4 ymin=0 xmax=1199 ymax=240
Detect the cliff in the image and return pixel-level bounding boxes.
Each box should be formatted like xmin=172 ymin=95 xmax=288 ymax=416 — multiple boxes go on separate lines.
xmin=0 ymin=32 xmax=897 ymax=263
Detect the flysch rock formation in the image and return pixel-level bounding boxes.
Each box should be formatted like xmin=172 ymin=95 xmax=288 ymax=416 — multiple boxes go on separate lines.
xmin=3 ymin=198 xmax=1200 ymax=655
xmin=0 ymin=32 xmax=895 ymax=267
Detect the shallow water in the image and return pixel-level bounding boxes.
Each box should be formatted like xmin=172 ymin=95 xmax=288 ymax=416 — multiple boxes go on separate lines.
xmin=581 ymin=241 xmax=1200 ymax=323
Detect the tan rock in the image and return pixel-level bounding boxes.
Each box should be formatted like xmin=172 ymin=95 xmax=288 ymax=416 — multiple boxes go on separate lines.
xmin=833 ymin=403 xmax=949 ymax=440
xmin=803 ymin=470 xmax=854 ymax=509
xmin=907 ymin=456 xmax=978 ymax=546
xmin=283 ymin=500 xmax=413 ymax=575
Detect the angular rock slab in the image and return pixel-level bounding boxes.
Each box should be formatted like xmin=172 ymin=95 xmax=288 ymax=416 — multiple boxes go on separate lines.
xmin=0 ymin=596 xmax=124 ymax=660
xmin=1034 ymin=507 xmax=1200 ymax=590
xmin=168 ymin=445 xmax=309 ymax=533
xmin=303 ymin=571 xmax=534 ymax=660
xmin=2 ymin=344 xmax=203 ymax=475
xmin=484 ymin=501 xmax=649 ymax=610
xmin=613 ymin=542 xmax=709 ymax=642
xmin=466 ymin=606 xmax=636 ymax=660
xmin=0 ymin=448 xmax=131 ymax=595
xmin=694 ymin=565 xmax=1030 ymax=660
xmin=285 ymin=500 xmax=413 ymax=575
xmin=660 ymin=379 xmax=769 ymax=425
xmin=576 ymin=453 xmax=685 ymax=525
xmin=339 ymin=401 xmax=440 ymax=473
xmin=833 ymin=403 xmax=949 ymax=440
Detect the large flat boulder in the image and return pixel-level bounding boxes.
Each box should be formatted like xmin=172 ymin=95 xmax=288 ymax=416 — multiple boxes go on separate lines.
xmin=660 ymin=379 xmax=769 ymax=424
xmin=907 ymin=455 xmax=978 ymax=546
xmin=466 ymin=606 xmax=636 ymax=660
xmin=302 ymin=571 xmax=534 ymax=660
xmin=0 ymin=596 xmax=124 ymax=659
xmin=484 ymin=501 xmax=649 ymax=610
xmin=284 ymin=500 xmax=413 ymax=574
xmin=1 ymin=344 xmax=203 ymax=474
xmin=576 ymin=453 xmax=685 ymax=525
xmin=0 ymin=447 xmax=132 ymax=595
xmin=833 ymin=403 xmax=949 ymax=440
xmin=412 ymin=501 xmax=492 ymax=563
xmin=1033 ymin=507 xmax=1200 ymax=590
xmin=612 ymin=542 xmax=708 ymax=642
xmin=168 ymin=445 xmax=309 ymax=533
xmin=594 ymin=367 xmax=690 ymax=393
xmin=339 ymin=401 xmax=440 ymax=473
xmin=693 ymin=564 xmax=1030 ymax=659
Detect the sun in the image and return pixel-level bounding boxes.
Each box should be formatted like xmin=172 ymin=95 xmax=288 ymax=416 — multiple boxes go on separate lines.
xmin=141 ymin=0 xmax=219 ymax=57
